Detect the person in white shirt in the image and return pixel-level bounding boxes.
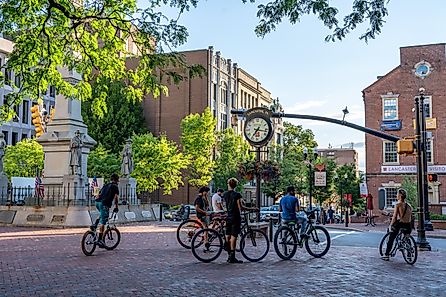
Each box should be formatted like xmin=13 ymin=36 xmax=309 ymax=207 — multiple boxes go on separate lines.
xmin=211 ymin=188 xmax=224 ymax=211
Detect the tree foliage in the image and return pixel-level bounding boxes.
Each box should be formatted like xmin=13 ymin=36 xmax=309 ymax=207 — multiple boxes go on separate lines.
xmin=246 ymin=0 xmax=390 ymax=42
xmin=82 ymin=80 xmax=146 ymax=155
xmin=312 ymin=158 xmax=337 ymax=206
xmin=87 ymin=144 xmax=120 ymax=178
xmin=333 ymin=164 xmax=363 ymax=211
xmin=262 ymin=122 xmax=318 ymax=199
xmin=132 ymin=133 xmax=189 ymax=194
xmin=402 ymin=175 xmax=418 ymax=209
xmin=213 ymin=128 xmax=253 ymax=191
xmin=0 ymin=0 xmax=204 ymax=121
xmin=180 ymin=108 xmax=216 ymax=187
xmin=4 ymin=139 xmax=44 ymax=178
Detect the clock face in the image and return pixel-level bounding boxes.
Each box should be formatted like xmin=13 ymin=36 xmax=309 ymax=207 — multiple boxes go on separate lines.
xmin=414 ymin=61 xmax=431 ymax=78
xmin=244 ymin=117 xmax=272 ymax=144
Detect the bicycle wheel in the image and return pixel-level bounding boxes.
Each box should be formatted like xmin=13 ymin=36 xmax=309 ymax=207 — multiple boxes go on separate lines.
xmin=273 ymin=226 xmax=297 ymax=260
xmin=176 ymin=219 xmax=203 ymax=249
xmin=104 ymin=227 xmax=121 ymax=250
xmin=240 ymin=229 xmax=270 ymax=262
xmin=81 ymin=231 xmax=96 ymax=256
xmin=379 ymin=232 xmax=391 ymax=256
xmin=401 ymin=235 xmax=418 ymax=265
xmin=191 ymin=228 xmax=223 ymax=263
xmin=305 ymin=226 xmax=331 ymax=258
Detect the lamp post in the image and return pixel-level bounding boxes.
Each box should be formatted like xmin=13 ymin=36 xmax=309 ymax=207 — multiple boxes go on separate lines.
xmin=415 ymin=89 xmax=431 ymax=250
xmin=303 ymin=147 xmax=318 ymax=210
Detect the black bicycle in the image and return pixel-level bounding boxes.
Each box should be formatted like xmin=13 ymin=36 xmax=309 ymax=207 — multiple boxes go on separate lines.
xmin=81 ymin=212 xmax=121 ymax=256
xmin=379 ymin=227 xmax=418 ymax=265
xmin=191 ymin=211 xmax=269 ymax=263
xmin=274 ymin=209 xmax=331 ymax=260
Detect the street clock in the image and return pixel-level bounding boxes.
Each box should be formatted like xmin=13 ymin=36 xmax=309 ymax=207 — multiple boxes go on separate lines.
xmin=243 ymin=107 xmax=274 ymax=147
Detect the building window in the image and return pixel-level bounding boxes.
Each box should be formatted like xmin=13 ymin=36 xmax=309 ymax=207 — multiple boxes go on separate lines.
xmin=13 ymin=104 xmax=19 ymax=122
xmin=213 ymin=83 xmax=217 ymax=101
xmin=2 ymin=131 xmax=8 ymax=145
xmin=276 ymin=133 xmax=282 ymax=145
xmin=11 ymin=132 xmax=18 ymax=145
xmin=385 ymin=187 xmax=398 ymax=208
xmin=22 ymin=100 xmax=29 ymax=124
xmin=383 ymin=141 xmax=398 ymax=164
xmin=50 ymin=85 xmax=56 ymax=98
xmin=221 ymin=82 xmax=227 ymax=105
xmin=222 ymin=114 xmax=228 ymax=130
xmin=231 ymin=93 xmax=236 ymax=108
xmin=422 ymin=96 xmax=432 ymax=118
xmin=21 ymin=133 xmax=28 ymax=141
xmin=4 ymin=68 xmax=12 ymax=86
xmin=382 ymin=97 xmax=398 ymax=120
xmin=14 ymin=74 xmax=21 ymax=88
xmin=426 ymin=140 xmax=433 ymax=164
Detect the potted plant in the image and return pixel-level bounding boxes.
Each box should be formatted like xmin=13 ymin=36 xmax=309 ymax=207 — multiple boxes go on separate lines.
xmin=260 ymin=160 xmax=280 ymax=182
xmin=238 ymin=160 xmax=256 ymax=180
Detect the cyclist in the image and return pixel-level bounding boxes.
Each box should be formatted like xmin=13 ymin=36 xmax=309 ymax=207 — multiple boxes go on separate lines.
xmin=279 ymin=186 xmax=308 ymax=239
xmin=381 ymin=188 xmax=413 ymax=261
xmin=211 ymin=188 xmax=224 ymax=212
xmin=194 ymin=186 xmax=210 ymax=227
xmin=223 ymin=177 xmax=258 ymax=264
xmin=92 ymin=173 xmax=120 ymax=248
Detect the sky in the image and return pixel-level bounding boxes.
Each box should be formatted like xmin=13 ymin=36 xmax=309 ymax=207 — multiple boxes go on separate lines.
xmin=144 ymin=0 xmax=446 ymax=171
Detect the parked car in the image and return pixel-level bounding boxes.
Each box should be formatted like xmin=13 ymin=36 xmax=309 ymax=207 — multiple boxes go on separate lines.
xmin=165 ymin=205 xmax=197 ymax=221
xmin=260 ymin=205 xmax=280 ymax=221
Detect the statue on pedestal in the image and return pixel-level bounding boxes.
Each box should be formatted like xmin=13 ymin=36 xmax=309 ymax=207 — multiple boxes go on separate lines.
xmin=69 ymin=130 xmax=83 ymax=176
xmin=121 ymin=139 xmax=133 ymax=178
xmin=0 ymin=134 xmax=6 ymax=174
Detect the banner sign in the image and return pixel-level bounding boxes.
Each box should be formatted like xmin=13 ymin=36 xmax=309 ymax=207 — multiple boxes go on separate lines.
xmin=314 ymin=172 xmax=326 ymax=187
xmin=359 ymin=183 xmax=368 ymax=197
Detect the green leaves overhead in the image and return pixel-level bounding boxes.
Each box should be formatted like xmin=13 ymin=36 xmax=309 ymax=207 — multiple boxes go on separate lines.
xmin=4 ymin=139 xmax=44 ymax=178
xmin=0 ymin=0 xmax=204 ymax=121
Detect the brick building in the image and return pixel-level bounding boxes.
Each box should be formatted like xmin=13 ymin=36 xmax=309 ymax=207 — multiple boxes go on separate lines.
xmin=141 ymin=46 xmax=283 ymax=205
xmin=363 ymin=43 xmax=446 ymax=214
xmin=318 ymin=147 xmax=359 ymax=169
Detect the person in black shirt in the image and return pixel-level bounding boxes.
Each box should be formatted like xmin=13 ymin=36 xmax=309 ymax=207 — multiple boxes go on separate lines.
xmin=194 ymin=186 xmax=210 ymax=226
xmin=93 ymin=173 xmax=119 ymax=247
xmin=223 ymin=178 xmax=257 ymax=264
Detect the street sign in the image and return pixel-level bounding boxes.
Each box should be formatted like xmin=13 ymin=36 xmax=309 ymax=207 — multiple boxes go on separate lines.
xmin=359 ymin=182 xmax=368 ymax=197
xmin=314 ymin=172 xmax=326 ymax=187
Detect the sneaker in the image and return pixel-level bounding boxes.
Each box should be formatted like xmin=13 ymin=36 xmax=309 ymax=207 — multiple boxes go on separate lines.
xmin=96 ymin=240 xmax=106 ymax=249
xmin=228 ymin=257 xmax=243 ymax=264
xmin=381 ymin=255 xmax=389 ymax=261
xmin=203 ymin=248 xmax=214 ymax=253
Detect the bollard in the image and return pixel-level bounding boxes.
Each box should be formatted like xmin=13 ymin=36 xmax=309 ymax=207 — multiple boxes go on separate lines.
xmin=159 ymin=203 xmax=163 ymax=222
xmin=269 ymin=219 xmax=273 ymax=242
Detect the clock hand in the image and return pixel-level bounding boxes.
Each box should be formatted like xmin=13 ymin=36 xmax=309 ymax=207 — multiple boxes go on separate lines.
xmin=251 ymin=127 xmax=260 ymax=138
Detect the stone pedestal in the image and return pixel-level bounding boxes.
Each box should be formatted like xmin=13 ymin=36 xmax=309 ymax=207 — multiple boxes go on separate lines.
xmin=37 ymin=68 xmax=96 ymax=200
xmin=119 ymin=178 xmax=138 ymax=205
xmin=0 ymin=173 xmax=8 ymax=195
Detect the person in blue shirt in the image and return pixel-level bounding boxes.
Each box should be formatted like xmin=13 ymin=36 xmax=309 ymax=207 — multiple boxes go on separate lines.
xmin=279 ymin=186 xmax=308 ymax=238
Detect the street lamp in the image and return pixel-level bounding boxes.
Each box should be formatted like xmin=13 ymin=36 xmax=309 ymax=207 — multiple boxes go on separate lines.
xmin=342 ymin=106 xmax=349 ymax=122
xmin=303 ymin=146 xmax=318 ymax=210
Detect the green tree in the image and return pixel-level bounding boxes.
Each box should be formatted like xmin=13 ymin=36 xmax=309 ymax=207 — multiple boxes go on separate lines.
xmin=312 ymin=158 xmax=337 ymax=206
xmin=402 ymin=175 xmax=418 ymax=209
xmin=82 ymin=80 xmax=146 ymax=155
xmin=213 ymin=128 xmax=253 ymax=191
xmin=262 ymin=122 xmax=318 ymax=199
xmin=87 ymin=144 xmax=120 ymax=178
xmin=334 ymin=164 xmax=363 ymax=212
xmin=245 ymin=0 xmax=390 ymax=42
xmin=4 ymin=139 xmax=44 ymax=178
xmin=180 ymin=108 xmax=217 ymax=187
xmin=0 ymin=0 xmax=204 ymax=121
xmin=132 ymin=133 xmax=189 ymax=194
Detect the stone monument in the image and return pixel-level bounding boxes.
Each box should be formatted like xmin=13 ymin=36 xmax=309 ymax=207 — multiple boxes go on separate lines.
xmin=0 ymin=133 xmax=8 ymax=195
xmin=119 ymin=138 xmax=137 ymax=204
xmin=37 ymin=68 xmax=96 ymax=202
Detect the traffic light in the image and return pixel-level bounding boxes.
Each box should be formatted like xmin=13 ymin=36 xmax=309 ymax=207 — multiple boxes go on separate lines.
xmin=397 ymin=138 xmax=415 ymax=155
xmin=428 ymin=174 xmax=438 ymax=182
xmin=31 ymin=105 xmax=44 ymax=138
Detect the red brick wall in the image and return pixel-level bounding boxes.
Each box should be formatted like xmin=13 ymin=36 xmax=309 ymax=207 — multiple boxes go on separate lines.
xmin=363 ymin=43 xmax=446 ymax=210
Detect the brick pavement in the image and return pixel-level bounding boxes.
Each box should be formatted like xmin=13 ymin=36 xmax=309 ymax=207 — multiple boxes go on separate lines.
xmin=1 ymin=223 xmax=446 ymax=297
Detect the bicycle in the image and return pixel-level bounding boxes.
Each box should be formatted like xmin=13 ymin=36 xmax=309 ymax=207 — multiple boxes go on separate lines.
xmin=176 ymin=205 xmax=205 ymax=249
xmin=190 ymin=211 xmax=270 ymax=263
xmin=379 ymin=227 xmax=418 ymax=265
xmin=81 ymin=212 xmax=121 ymax=256
xmin=273 ymin=209 xmax=331 ymax=260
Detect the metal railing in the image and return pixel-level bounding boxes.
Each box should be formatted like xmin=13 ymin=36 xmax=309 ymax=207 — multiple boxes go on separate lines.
xmin=0 ymin=185 xmax=143 ymax=207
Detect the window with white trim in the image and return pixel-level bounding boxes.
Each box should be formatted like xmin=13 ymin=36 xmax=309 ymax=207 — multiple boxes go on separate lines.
xmin=382 ymin=97 xmax=398 ymax=120
xmin=385 ymin=187 xmax=398 ymax=208
xmin=383 ymin=141 xmax=398 ymax=164
xmin=423 ymin=96 xmax=432 ymax=118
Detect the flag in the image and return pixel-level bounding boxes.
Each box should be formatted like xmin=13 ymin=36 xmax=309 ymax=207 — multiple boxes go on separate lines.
xmin=35 ymin=176 xmax=44 ymax=198
xmin=91 ymin=177 xmax=99 ymax=197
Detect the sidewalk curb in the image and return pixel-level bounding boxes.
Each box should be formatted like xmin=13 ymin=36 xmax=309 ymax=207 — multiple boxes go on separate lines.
xmin=324 ymin=225 xmax=365 ymax=233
